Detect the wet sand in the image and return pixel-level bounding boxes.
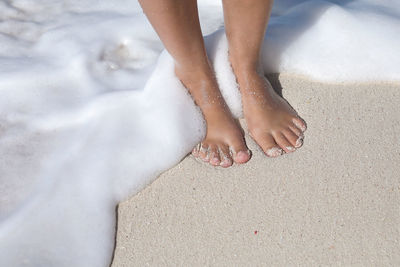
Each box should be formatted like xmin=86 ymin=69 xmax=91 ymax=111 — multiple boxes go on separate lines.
xmin=112 ymin=74 xmax=400 ymax=266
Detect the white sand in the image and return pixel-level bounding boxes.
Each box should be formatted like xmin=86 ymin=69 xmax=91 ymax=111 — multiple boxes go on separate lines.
xmin=112 ymin=75 xmax=400 ymax=266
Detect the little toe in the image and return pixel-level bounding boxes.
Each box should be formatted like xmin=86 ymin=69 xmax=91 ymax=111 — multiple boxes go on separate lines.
xmin=292 ymin=117 xmax=307 ymax=132
xmin=255 ymin=133 xmax=283 ymax=157
xmin=199 ymin=143 xmax=210 ymax=162
xmin=209 ymin=145 xmax=221 ymax=166
xmin=230 ymin=141 xmax=251 ymax=164
xmin=192 ymin=144 xmax=200 ymax=157
xmin=273 ymin=132 xmax=296 ymax=153
xmin=218 ymin=145 xmax=233 ymax=168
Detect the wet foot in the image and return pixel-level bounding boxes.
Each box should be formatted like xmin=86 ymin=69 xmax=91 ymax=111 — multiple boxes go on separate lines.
xmin=230 ymin=60 xmax=307 ymax=157
xmin=175 ymin=65 xmax=251 ymax=167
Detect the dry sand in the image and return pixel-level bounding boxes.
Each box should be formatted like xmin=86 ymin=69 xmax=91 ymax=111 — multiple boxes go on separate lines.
xmin=112 ymin=75 xmax=400 ymax=266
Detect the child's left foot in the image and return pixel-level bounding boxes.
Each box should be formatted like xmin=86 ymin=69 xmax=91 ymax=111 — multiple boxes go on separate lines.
xmin=231 ymin=62 xmax=307 ymax=157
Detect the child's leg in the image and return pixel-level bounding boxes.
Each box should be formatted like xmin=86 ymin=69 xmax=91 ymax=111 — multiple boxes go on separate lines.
xmin=222 ymin=0 xmax=307 ymax=157
xmin=138 ymin=0 xmax=250 ymax=167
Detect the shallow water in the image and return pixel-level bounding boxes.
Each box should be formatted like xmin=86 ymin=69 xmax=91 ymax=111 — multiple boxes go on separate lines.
xmin=0 ymin=0 xmax=399 ymax=266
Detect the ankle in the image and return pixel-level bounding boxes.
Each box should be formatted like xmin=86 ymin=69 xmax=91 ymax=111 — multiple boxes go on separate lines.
xmin=175 ymin=63 xmax=214 ymax=85
xmin=228 ymin=51 xmax=261 ymax=73
xmin=174 ymin=64 xmax=228 ymax=111
xmin=174 ymin=54 xmax=214 ymax=75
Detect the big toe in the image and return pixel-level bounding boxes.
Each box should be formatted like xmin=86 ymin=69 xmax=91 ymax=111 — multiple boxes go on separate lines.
xmin=254 ymin=132 xmax=283 ymax=157
xmin=234 ymin=150 xmax=251 ymax=163
xmin=231 ymin=140 xmax=251 ymax=164
xmin=274 ymin=132 xmax=296 ymax=153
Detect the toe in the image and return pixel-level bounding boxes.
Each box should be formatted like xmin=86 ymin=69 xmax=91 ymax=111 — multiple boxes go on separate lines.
xmin=295 ymin=135 xmax=304 ymax=148
xmin=233 ymin=150 xmax=251 ymax=164
xmin=292 ymin=117 xmax=307 ymax=132
xmin=192 ymin=144 xmax=200 ymax=157
xmin=218 ymin=145 xmax=233 ymax=168
xmin=288 ymin=124 xmax=303 ymax=137
xmin=288 ymin=124 xmax=304 ymax=148
xmin=209 ymin=145 xmax=221 ymax=166
xmin=255 ymin=133 xmax=283 ymax=157
xmin=273 ymin=132 xmax=296 ymax=153
xmin=283 ymin=129 xmax=301 ymax=148
xmin=199 ymin=143 xmax=210 ymax=162
xmin=230 ymin=140 xmax=251 ymax=164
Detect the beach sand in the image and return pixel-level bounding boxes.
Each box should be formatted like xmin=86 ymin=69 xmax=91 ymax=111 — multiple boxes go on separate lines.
xmin=112 ymin=75 xmax=400 ymax=266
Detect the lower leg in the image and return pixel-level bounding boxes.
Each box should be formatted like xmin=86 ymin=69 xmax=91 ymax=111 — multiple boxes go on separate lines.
xmin=222 ymin=0 xmax=307 ymax=157
xmin=138 ymin=0 xmax=209 ymax=74
xmin=138 ymin=0 xmax=250 ymax=166
xmin=223 ymin=0 xmax=272 ymax=72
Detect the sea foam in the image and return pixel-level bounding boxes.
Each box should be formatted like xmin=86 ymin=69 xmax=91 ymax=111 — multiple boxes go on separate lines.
xmin=0 ymin=0 xmax=399 ymax=266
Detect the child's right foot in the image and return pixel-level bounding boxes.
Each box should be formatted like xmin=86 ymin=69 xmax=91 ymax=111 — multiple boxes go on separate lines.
xmin=176 ymin=66 xmax=251 ymax=168
xmin=229 ymin=58 xmax=307 ymax=158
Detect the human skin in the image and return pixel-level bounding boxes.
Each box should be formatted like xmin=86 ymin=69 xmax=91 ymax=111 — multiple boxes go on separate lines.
xmin=138 ymin=0 xmax=306 ymax=167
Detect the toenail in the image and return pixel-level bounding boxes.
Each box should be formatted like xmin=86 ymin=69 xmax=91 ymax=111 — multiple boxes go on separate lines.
xmin=199 ymin=144 xmax=209 ymax=154
xmin=220 ymin=160 xmax=231 ymax=167
xmin=238 ymin=150 xmax=248 ymax=157
xmin=203 ymin=153 xmax=210 ymax=161
xmin=220 ymin=155 xmax=232 ymax=167
xmin=286 ymin=146 xmax=296 ymax=152
xmin=211 ymin=157 xmax=220 ymax=164
xmin=235 ymin=150 xmax=251 ymax=161
xmin=295 ymin=137 xmax=303 ymax=148
xmin=266 ymin=147 xmax=283 ymax=157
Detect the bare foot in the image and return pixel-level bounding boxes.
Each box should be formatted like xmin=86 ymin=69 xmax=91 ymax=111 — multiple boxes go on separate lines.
xmin=176 ymin=66 xmax=251 ymax=167
xmin=230 ymin=61 xmax=307 ymax=157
